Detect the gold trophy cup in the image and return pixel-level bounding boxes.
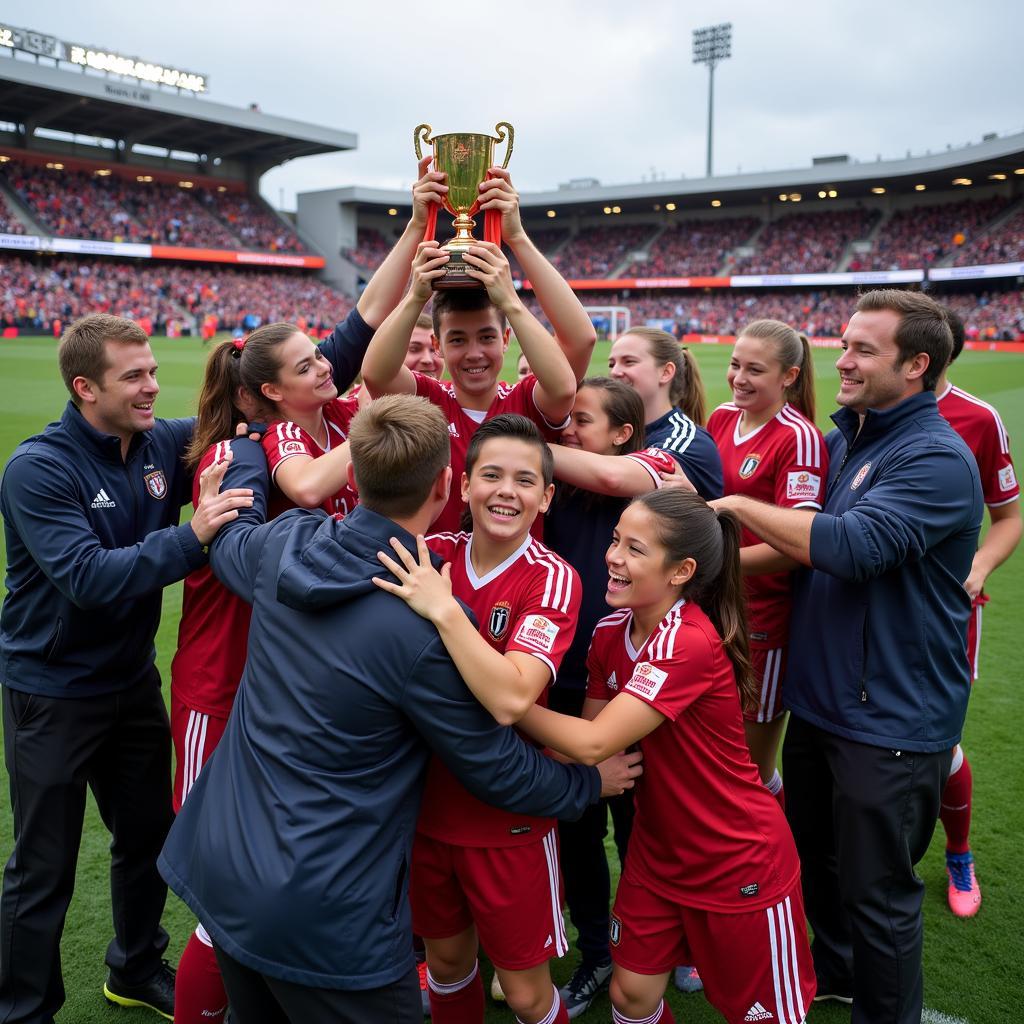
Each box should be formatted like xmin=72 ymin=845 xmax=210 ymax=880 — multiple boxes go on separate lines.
xmin=414 ymin=122 xmax=514 ymax=289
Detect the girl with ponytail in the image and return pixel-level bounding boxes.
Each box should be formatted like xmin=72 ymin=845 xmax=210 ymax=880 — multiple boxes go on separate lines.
xmin=520 ymin=490 xmax=815 ymax=1024
xmin=608 ymin=327 xmax=723 ymax=500
xmin=706 ymin=319 xmax=827 ymax=805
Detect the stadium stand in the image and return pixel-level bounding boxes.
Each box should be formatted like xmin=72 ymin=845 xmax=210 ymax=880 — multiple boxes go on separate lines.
xmin=951 ymin=208 xmax=1024 ymax=267
xmin=200 ymin=190 xmax=308 ymax=253
xmin=551 ymin=223 xmax=658 ymax=279
xmin=0 ymin=192 xmax=25 ymax=235
xmin=344 ymin=226 xmax=394 ymax=271
xmin=623 ymin=217 xmax=759 ymax=277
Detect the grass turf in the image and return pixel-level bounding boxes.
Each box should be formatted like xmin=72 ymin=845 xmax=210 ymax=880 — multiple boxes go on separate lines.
xmin=0 ymin=334 xmax=1021 ymax=1023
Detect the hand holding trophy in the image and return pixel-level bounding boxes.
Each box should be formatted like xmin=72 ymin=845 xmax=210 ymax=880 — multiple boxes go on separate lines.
xmin=413 ymin=122 xmax=514 ymax=289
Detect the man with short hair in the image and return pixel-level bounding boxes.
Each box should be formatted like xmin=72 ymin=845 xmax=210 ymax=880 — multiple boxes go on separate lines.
xmin=712 ymin=289 xmax=984 ymax=1024
xmin=158 ymin=394 xmax=640 ymax=1024
xmin=0 ymin=313 xmax=253 ymax=1024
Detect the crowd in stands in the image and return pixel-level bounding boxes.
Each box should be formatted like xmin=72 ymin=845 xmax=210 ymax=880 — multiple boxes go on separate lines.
xmin=201 ymin=191 xmax=307 ymax=253
xmin=951 ymin=209 xmax=1024 ymax=267
xmin=550 ymin=223 xmax=657 ymax=279
xmin=856 ymin=197 xmax=1012 ymax=271
xmin=345 ymin=226 xmax=394 ymax=271
xmin=506 ymin=227 xmax=571 ymax=280
xmin=623 ymin=217 xmax=758 ymax=277
xmin=0 ymin=256 xmax=351 ymax=336
xmin=730 ymin=209 xmax=880 ymax=275
xmin=0 ymin=193 xmax=25 ymax=235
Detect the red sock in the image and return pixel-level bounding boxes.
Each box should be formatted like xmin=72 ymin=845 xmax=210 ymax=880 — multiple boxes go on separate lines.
xmin=428 ymin=962 xmax=484 ymax=1024
xmin=175 ymin=930 xmax=228 ymax=1024
xmin=940 ymin=749 xmax=973 ymax=854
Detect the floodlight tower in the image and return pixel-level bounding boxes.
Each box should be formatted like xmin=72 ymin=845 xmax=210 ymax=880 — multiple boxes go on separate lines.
xmin=692 ymin=22 xmax=732 ymax=179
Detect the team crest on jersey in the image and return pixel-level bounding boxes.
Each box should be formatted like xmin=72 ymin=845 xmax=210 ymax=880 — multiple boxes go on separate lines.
xmin=144 ymin=470 xmax=167 ymax=500
xmin=514 ymin=615 xmax=559 ymax=653
xmin=739 ymin=453 xmax=763 ymax=479
xmin=850 ymin=462 xmax=871 ymax=490
xmin=488 ymin=601 xmax=512 ymax=641
xmin=786 ymin=470 xmax=821 ymax=501
xmin=999 ymin=465 xmax=1017 ymax=492
xmin=609 ymin=915 xmax=622 ymax=946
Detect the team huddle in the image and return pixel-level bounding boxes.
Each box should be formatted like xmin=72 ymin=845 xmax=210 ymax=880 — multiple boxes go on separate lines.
xmin=0 ymin=162 xmax=1016 ymax=1024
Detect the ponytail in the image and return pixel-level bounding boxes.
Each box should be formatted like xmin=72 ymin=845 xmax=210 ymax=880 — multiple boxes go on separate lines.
xmin=186 ymin=340 xmax=247 ymax=472
xmin=622 ymin=327 xmax=709 ymax=427
xmin=737 ymin=319 xmax=815 ymax=423
xmin=786 ymin=334 xmax=815 ymax=423
xmin=635 ymin=490 xmax=755 ymax=713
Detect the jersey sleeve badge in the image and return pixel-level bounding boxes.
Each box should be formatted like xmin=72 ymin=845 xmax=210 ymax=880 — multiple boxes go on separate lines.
xmin=999 ymin=465 xmax=1017 ymax=492
xmin=786 ymin=470 xmax=821 ymax=500
xmin=624 ymin=661 xmax=668 ymax=700
xmin=514 ymin=615 xmax=559 ymax=653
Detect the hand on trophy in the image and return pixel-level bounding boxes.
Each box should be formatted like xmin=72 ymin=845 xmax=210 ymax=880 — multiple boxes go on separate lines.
xmin=410 ymin=154 xmax=448 ymax=231
xmin=462 ymin=242 xmax=520 ymax=315
xmin=409 ymin=241 xmax=450 ymax=303
xmin=477 ymin=166 xmax=525 ymax=247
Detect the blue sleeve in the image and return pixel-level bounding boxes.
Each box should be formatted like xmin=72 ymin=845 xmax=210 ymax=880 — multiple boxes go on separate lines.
xmin=402 ymin=639 xmax=600 ymax=820
xmin=809 ymin=443 xmax=982 ymax=582
xmin=0 ymin=454 xmax=205 ymax=611
xmin=160 ymin=416 xmax=197 ymax=507
xmin=317 ymin=308 xmax=375 ymax=393
xmin=662 ymin=427 xmax=723 ymax=500
xmin=208 ymin=438 xmax=273 ymax=603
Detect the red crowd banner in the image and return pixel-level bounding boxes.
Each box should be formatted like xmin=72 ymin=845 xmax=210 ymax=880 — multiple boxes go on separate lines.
xmin=681 ymin=334 xmax=1024 ymax=351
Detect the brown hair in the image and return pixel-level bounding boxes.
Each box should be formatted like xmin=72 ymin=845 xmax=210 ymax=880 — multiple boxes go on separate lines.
xmin=431 ymin=288 xmax=507 ymax=337
xmin=635 ymin=489 xmax=756 ymax=713
xmin=623 ymin=327 xmax=707 ymax=425
xmin=855 ymin=289 xmax=953 ymax=391
xmin=578 ymin=377 xmax=646 ymax=455
xmin=941 ymin=306 xmax=966 ymax=364
xmin=348 ymin=394 xmax=451 ymax=518
xmin=464 ymin=414 xmax=554 ymax=486
xmin=414 ymin=313 xmax=434 ymax=332
xmin=737 ymin=319 xmax=816 ymax=422
xmin=58 ymin=314 xmax=149 ymax=406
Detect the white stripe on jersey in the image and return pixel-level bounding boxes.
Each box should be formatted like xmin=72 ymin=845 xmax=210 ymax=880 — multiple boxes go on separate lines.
xmin=524 ymin=541 xmax=575 ymax=615
xmin=777 ymin=404 xmax=822 ymax=470
xmin=594 ymin=609 xmax=631 ymax=631
xmin=542 ymin=829 xmax=569 ymax=957
xmin=660 ymin=410 xmax=698 ymax=455
xmin=949 ymin=385 xmax=1011 ymax=453
xmin=182 ymin=709 xmax=210 ymax=805
xmin=649 ymin=602 xmax=685 ymax=662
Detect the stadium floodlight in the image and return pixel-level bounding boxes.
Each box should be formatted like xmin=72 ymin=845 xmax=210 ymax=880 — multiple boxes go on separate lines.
xmin=692 ymin=22 xmax=732 ymax=178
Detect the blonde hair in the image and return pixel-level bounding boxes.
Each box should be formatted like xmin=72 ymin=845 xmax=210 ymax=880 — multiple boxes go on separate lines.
xmin=737 ymin=319 xmax=816 ymax=422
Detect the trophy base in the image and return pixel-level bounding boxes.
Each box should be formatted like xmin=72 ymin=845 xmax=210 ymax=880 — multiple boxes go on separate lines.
xmin=432 ymin=246 xmax=485 ymax=290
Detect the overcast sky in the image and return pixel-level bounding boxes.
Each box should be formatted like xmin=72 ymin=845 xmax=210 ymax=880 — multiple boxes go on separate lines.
xmin=5 ymin=0 xmax=1023 ymax=209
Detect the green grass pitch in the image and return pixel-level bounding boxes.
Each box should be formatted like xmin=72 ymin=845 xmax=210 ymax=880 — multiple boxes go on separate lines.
xmin=0 ymin=334 xmax=1021 ymax=1023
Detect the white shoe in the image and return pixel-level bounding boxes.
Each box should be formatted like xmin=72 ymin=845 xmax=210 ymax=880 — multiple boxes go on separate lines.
xmin=491 ymin=971 xmax=506 ymax=1002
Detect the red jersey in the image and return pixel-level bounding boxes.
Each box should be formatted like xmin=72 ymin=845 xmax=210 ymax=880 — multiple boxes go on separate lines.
xmin=707 ymin=403 xmax=827 ymax=646
xmin=414 ymin=373 xmax=568 ymax=533
xmin=170 ymin=441 xmax=252 ymax=717
xmin=261 ymin=395 xmax=360 ymax=520
xmin=416 ymin=531 xmax=581 ymax=848
xmin=586 ymin=602 xmax=800 ymax=912
xmin=937 ymin=384 xmax=1019 ymax=508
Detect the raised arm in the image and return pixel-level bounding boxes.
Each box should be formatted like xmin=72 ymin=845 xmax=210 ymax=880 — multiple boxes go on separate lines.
xmin=478 ymin=167 xmax=596 ymax=382
xmin=270 ymin=440 xmax=352 ymax=510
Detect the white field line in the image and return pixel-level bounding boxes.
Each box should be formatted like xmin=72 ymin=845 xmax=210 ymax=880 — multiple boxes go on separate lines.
xmin=921 ymin=1010 xmax=969 ymax=1024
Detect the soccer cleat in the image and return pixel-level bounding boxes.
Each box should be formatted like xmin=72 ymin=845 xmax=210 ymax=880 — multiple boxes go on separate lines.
xmin=558 ymin=959 xmax=613 ymax=1019
xmin=491 ymin=970 xmax=506 ymax=1002
xmin=946 ymin=850 xmax=982 ymax=918
xmin=673 ymin=964 xmax=703 ymax=993
xmin=417 ymin=957 xmax=431 ymax=1016
xmin=103 ymin=960 xmax=176 ymax=1020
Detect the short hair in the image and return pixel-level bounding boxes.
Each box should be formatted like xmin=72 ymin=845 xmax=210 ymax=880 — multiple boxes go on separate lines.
xmin=348 ymin=395 xmax=451 ymax=518
xmin=464 ymin=414 xmax=554 ymax=487
xmin=942 ymin=307 xmax=966 ymax=364
xmin=58 ymin=314 xmax=149 ymax=406
xmin=855 ymin=289 xmax=953 ymax=392
xmin=414 ymin=312 xmax=434 ymax=332
xmin=431 ymin=288 xmax=507 ymax=337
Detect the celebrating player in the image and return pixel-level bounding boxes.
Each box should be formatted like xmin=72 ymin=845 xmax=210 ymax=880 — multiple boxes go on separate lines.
xmin=607 ymin=328 xmax=723 ymax=500
xmin=706 ymin=319 xmax=826 ymax=805
xmin=520 ymin=490 xmax=816 ymax=1024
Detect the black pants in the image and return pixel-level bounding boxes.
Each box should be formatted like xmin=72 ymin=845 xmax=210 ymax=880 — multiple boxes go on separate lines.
xmin=550 ymin=687 xmax=634 ymax=968
xmin=783 ymin=714 xmax=950 ymax=1024
xmin=214 ymin=945 xmax=421 ymax=1024
xmin=0 ymin=674 xmax=173 ymax=1024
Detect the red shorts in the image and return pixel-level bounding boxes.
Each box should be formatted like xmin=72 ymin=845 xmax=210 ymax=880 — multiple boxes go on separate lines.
xmin=744 ymin=646 xmax=787 ymax=724
xmin=410 ymin=830 xmax=567 ymax=971
xmin=171 ymin=696 xmax=229 ymax=813
xmin=966 ymin=593 xmax=988 ymax=682
xmin=610 ymin=872 xmax=815 ymax=1024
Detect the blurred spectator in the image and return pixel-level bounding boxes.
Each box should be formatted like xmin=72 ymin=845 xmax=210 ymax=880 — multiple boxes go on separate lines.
xmin=624 ymin=217 xmax=758 ymax=277
xmin=551 ymin=223 xmax=657 ymax=279
xmin=0 ymin=193 xmax=26 ymax=235
xmin=197 ymin=189 xmax=307 ymax=253
xmin=952 ymin=210 xmax=1024 ymax=267
xmin=344 ymin=227 xmax=394 ymax=271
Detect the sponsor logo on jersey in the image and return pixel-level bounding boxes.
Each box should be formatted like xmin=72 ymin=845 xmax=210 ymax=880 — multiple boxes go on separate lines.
xmin=488 ymin=601 xmax=512 ymax=641
xmin=90 ymin=488 xmax=116 ymax=509
xmin=625 ymin=661 xmax=668 ymax=700
xmin=606 ymin=670 xmax=619 ymax=692
xmin=514 ymin=615 xmax=559 ymax=653
xmin=850 ymin=461 xmax=871 ymax=490
xmin=739 ymin=453 xmax=763 ymax=479
xmin=786 ymin=470 xmax=820 ymax=501
xmin=509 ymin=824 xmax=532 ymax=835
xmin=609 ymin=915 xmax=622 ymax=946
xmin=279 ymin=439 xmax=306 ymax=457
xmin=144 ymin=469 xmax=167 ymax=500
xmin=744 ymin=1003 xmax=774 ymax=1021
xmin=739 ymin=882 xmax=760 ymax=897
xmin=999 ymin=464 xmax=1017 ymax=492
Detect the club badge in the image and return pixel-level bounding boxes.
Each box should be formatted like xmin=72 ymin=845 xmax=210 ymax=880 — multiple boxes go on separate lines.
xmin=739 ymin=453 xmax=762 ymax=479
xmin=850 ymin=462 xmax=872 ymax=491
xmin=488 ymin=600 xmax=512 ymax=641
xmin=144 ymin=470 xmax=167 ymax=500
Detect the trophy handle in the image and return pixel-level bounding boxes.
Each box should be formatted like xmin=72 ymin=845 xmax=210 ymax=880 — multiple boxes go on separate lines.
xmin=413 ymin=124 xmax=434 ymax=161
xmin=494 ymin=122 xmax=514 ymax=168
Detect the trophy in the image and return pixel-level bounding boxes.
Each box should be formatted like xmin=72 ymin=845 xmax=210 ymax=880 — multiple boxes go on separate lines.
xmin=414 ymin=122 xmax=514 ymax=289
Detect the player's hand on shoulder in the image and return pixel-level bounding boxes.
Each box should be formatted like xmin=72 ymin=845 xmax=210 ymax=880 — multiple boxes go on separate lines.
xmin=190 ymin=448 xmax=255 ymax=546
xmin=373 ymin=534 xmax=456 ymax=622
xmin=659 ymin=460 xmax=696 ymax=492
xmin=478 ymin=166 xmax=525 ymax=246
xmin=596 ymin=748 xmax=643 ymax=797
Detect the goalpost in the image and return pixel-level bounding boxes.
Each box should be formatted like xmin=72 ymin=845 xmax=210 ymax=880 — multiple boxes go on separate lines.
xmin=582 ymin=305 xmax=631 ymax=341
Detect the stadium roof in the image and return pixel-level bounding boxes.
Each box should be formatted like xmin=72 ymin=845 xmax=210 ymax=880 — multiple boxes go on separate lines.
xmin=0 ymin=55 xmax=356 ymax=169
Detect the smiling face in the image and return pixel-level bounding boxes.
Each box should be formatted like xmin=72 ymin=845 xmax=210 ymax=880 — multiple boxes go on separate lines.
xmin=835 ymin=309 xmax=917 ymax=414
xmin=437 ymin=306 xmax=510 ymax=407
xmin=404 ymin=325 xmax=444 ymax=378
xmin=608 ymin=333 xmax=673 ymax=412
xmin=561 ymin=386 xmax=633 ymax=455
xmin=461 ymin=436 xmax=553 ymax=546
xmin=259 ymin=331 xmax=337 ymax=416
xmin=78 ymin=340 xmax=160 ymax=441
xmin=728 ymin=334 xmax=799 ymax=418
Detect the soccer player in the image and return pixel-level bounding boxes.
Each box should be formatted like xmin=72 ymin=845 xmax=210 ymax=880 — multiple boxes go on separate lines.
xmin=707 ymin=320 xmax=826 ymax=805
xmin=607 ymin=328 xmax=723 ymax=500
xmin=408 ymin=312 xmax=445 ymax=378
xmin=934 ymin=310 xmax=1021 ymax=917
xmin=519 ymin=490 xmax=816 ymax=1024
xmin=374 ymin=415 xmax=587 ymax=1024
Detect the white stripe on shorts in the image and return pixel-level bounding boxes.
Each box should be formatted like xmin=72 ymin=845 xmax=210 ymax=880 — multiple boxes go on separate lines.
xmin=542 ymin=829 xmax=569 ymax=957
xmin=182 ymin=709 xmax=210 ymax=805
xmin=766 ymin=895 xmax=806 ymax=1024
xmin=758 ymin=648 xmax=784 ymax=723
